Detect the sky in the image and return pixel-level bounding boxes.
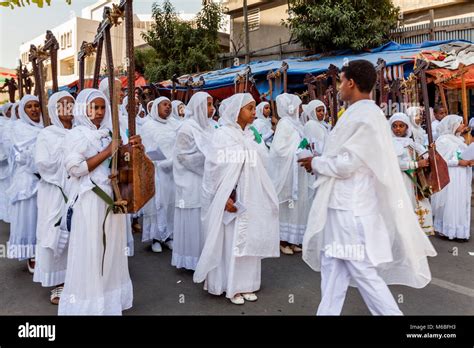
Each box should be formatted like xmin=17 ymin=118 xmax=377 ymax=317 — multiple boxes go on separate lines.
xmin=0 ymin=0 xmax=202 ymax=69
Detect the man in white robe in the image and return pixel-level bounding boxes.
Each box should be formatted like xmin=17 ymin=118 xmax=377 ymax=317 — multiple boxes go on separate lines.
xmin=193 ymin=93 xmax=280 ymax=304
xmin=298 ymin=60 xmax=437 ymax=315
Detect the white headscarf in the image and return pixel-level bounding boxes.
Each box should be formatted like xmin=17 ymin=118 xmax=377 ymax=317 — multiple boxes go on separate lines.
xmin=406 ymin=106 xmax=427 ymax=145
xmin=171 ymin=100 xmax=185 ymax=121
xmin=256 ymin=101 xmax=269 ymax=120
xmin=146 ymin=100 xmax=154 ymax=115
xmin=185 ymin=92 xmax=213 ymax=130
xmin=435 ymin=114 xmax=465 ymax=161
xmin=47 ymin=91 xmax=74 ymax=129
xmin=149 ymin=96 xmax=171 ymax=124
xmin=10 ymin=102 xmax=19 ymax=121
xmin=219 ymin=93 xmax=254 ymax=129
xmin=276 ymin=93 xmax=303 ymax=136
xmin=389 ymin=112 xmax=413 ymax=138
xmin=98 ymin=77 xmax=122 ymax=102
xmin=73 ymin=88 xmax=112 ymax=131
xmin=306 ymin=99 xmax=327 ymax=123
xmin=0 ymin=102 xmax=12 ymax=118
xmin=120 ymin=95 xmax=147 ymax=125
xmin=18 ymin=94 xmax=44 ymax=128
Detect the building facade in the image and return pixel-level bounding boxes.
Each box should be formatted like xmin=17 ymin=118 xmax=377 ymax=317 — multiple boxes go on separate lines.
xmin=221 ymin=0 xmax=305 ymax=66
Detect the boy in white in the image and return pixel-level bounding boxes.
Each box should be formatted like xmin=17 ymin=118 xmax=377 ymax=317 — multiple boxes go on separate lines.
xmin=298 ymin=60 xmax=437 ymax=315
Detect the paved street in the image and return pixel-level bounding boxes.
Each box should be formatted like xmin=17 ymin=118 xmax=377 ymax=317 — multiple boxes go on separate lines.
xmin=0 ymin=217 xmax=473 ymax=315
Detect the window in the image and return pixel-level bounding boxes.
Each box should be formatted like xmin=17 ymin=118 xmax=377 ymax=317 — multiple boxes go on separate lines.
xmin=247 ymin=8 xmax=260 ymax=31
xmin=60 ymin=34 xmax=66 ymax=49
xmin=67 ymin=31 xmax=72 ymax=48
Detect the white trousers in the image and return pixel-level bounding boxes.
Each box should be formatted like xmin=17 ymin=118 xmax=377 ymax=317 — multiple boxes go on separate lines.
xmin=317 ymin=253 xmax=403 ymax=315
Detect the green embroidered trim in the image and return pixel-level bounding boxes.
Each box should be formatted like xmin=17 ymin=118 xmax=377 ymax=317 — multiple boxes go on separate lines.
xmin=298 ymin=138 xmax=309 ymax=149
xmin=249 ymin=125 xmax=262 ymax=144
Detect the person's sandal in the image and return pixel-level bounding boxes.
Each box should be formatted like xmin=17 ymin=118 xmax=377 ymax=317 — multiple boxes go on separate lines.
xmin=242 ymin=293 xmax=258 ymax=302
xmin=230 ymin=294 xmax=245 ymax=305
xmin=50 ymin=286 xmax=63 ymax=305
xmin=27 ymin=258 xmax=35 ymax=274
xmin=132 ymin=221 xmax=142 ymax=234
xmin=290 ymin=245 xmax=302 ymax=253
xmin=280 ymin=245 xmax=294 ymax=255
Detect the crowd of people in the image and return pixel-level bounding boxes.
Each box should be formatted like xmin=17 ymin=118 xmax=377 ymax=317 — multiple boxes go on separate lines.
xmin=0 ymin=59 xmax=470 ymax=316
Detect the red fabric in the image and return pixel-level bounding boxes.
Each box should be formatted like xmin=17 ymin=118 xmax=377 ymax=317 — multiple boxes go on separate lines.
xmin=426 ymin=66 xmax=474 ymax=89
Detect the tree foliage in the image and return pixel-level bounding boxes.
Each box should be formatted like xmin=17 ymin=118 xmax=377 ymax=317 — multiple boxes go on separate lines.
xmin=138 ymin=0 xmax=224 ymax=82
xmin=285 ymin=0 xmax=400 ymax=53
xmin=1 ymin=0 xmax=71 ymax=8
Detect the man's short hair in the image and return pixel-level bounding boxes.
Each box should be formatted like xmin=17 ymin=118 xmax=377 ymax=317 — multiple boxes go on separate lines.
xmin=433 ymin=104 xmax=444 ymax=113
xmin=341 ymin=60 xmax=377 ymax=94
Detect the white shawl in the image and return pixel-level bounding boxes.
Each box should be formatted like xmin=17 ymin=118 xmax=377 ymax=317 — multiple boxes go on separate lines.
xmin=193 ymin=93 xmax=280 ymax=283
xmin=268 ymin=93 xmax=303 ymax=202
xmin=303 ymin=99 xmax=437 ymax=289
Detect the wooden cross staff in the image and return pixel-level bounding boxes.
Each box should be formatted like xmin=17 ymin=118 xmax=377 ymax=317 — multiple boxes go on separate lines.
xmin=87 ymin=0 xmax=155 ymax=213
xmin=28 ymin=44 xmax=51 ymax=126
xmin=78 ymin=41 xmax=96 ymax=91
xmin=433 ymin=64 xmax=470 ymax=141
xmin=234 ymin=66 xmax=251 ymax=93
xmin=414 ymin=59 xmax=450 ymax=193
xmin=375 ymin=58 xmax=387 ymax=107
xmin=326 ymin=64 xmax=339 ymax=127
xmin=171 ymin=74 xmax=178 ymax=101
xmin=17 ymin=59 xmax=24 ymax=99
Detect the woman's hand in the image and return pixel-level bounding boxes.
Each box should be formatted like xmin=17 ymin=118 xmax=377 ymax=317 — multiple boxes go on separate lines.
xmin=129 ymin=135 xmax=144 ymax=151
xmin=417 ymin=158 xmax=430 ymax=168
xmin=458 ymin=159 xmax=471 ymax=167
xmin=225 ymin=198 xmax=237 ymax=213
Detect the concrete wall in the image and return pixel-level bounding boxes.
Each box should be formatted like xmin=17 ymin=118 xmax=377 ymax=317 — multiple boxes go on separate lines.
xmin=227 ymin=0 xmax=303 ymax=62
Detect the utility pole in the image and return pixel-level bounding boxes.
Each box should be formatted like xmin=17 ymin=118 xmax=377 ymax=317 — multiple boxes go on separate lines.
xmin=243 ymin=0 xmax=250 ymax=64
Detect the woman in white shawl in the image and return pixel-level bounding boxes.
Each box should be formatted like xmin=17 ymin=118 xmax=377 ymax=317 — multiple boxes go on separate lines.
xmin=172 ymin=92 xmax=215 ymax=270
xmin=252 ymin=101 xmax=273 ymax=145
xmin=268 ymin=93 xmax=312 ymax=255
xmin=389 ymin=113 xmax=434 ymax=235
xmin=141 ymin=96 xmax=176 ymax=252
xmin=0 ymin=102 xmax=13 ymax=222
xmin=406 ymin=106 xmax=428 ymax=146
xmin=303 ymin=99 xmax=330 ymax=156
xmin=6 ymin=95 xmax=44 ymax=273
xmin=33 ymin=91 xmax=75 ymax=304
xmin=1 ymin=102 xmax=19 ymax=224
xmin=58 ymin=88 xmax=139 ymax=315
xmin=431 ymin=115 xmax=472 ymax=240
xmin=193 ymin=93 xmax=279 ymax=304
xmin=168 ymin=100 xmax=186 ymax=129
xmin=119 ymin=95 xmax=147 ymax=138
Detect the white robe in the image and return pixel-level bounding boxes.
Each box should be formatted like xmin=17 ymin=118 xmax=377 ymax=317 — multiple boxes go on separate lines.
xmin=33 ymin=125 xmax=71 ymax=286
xmin=171 ymin=119 xmax=209 ymax=269
xmin=392 ymin=137 xmax=434 ymax=235
xmin=193 ymin=123 xmax=280 ymax=298
xmin=141 ymin=116 xmax=176 ymax=243
xmin=431 ymin=135 xmax=471 ymax=240
xmin=304 ymin=99 xmax=436 ymax=290
xmin=6 ymin=119 xmax=42 ymax=260
xmin=58 ymin=123 xmax=132 ymax=315
xmin=269 ymin=118 xmax=312 ymax=245
xmin=0 ymin=115 xmax=11 ymax=222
